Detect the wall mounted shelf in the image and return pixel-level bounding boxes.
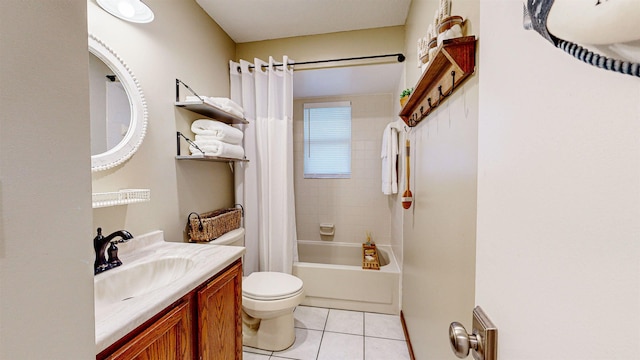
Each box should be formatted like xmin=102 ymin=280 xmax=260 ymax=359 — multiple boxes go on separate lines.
xmin=92 ymin=189 xmax=150 ymax=208
xmin=175 ymin=131 xmax=248 ymax=163
xmin=175 ymin=79 xmax=248 ymax=125
xmin=175 ymin=155 xmax=249 ymax=163
xmin=175 ymin=100 xmax=248 ymax=125
xmin=174 ymin=79 xmax=249 ymax=162
xmin=399 ymin=36 xmax=477 ymax=127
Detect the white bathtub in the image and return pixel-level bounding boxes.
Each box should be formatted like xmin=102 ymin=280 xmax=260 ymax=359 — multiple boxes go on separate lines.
xmin=293 ymin=240 xmax=400 ymax=315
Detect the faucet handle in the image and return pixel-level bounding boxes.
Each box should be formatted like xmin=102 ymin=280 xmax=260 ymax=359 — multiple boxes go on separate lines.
xmin=107 ymin=242 xmax=122 ymax=268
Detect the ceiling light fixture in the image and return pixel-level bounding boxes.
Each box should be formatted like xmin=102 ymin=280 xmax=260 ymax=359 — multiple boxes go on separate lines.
xmin=97 ymin=0 xmax=154 ymax=24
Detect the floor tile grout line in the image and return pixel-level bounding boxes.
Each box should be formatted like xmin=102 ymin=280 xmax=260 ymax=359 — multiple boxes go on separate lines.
xmin=316 ymin=307 xmax=329 ymax=360
xmin=365 ymin=334 xmax=409 ymax=341
xmin=322 ymin=329 xmax=366 ymax=336
xmin=323 ymin=308 xmax=329 ymax=332
xmin=363 ymin=311 xmax=366 ymax=360
xmin=315 ymin=328 xmax=326 ymax=360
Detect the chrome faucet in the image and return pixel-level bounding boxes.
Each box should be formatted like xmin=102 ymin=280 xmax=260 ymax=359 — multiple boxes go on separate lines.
xmin=93 ymin=227 xmax=133 ymax=275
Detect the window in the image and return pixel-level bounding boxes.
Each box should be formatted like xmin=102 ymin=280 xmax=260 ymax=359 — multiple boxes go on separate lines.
xmin=303 ymin=101 xmax=351 ymax=178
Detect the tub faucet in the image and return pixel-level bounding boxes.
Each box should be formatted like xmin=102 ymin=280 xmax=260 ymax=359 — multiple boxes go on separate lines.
xmin=94 ymin=227 xmax=133 ymax=275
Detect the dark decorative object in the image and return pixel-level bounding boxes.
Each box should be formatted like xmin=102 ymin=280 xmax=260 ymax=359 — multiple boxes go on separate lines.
xmin=523 ymin=0 xmax=640 ymax=77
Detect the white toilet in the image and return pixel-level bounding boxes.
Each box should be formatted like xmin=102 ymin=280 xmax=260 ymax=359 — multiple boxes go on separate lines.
xmin=202 ymin=227 xmax=305 ymax=351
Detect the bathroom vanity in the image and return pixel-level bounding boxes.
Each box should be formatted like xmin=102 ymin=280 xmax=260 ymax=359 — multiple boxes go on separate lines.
xmin=95 ymin=231 xmax=244 ymax=360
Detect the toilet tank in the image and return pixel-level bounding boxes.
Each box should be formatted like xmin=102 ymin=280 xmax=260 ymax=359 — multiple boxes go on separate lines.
xmin=206 ymin=227 xmax=245 ymax=246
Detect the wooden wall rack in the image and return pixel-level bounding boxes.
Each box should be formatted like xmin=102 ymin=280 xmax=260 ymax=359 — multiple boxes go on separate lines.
xmin=399 ymin=36 xmax=477 ymax=127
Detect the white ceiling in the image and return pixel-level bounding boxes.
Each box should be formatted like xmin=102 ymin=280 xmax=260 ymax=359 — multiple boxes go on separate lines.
xmin=196 ymin=0 xmax=411 ymax=43
xmin=196 ymin=0 xmax=410 ymax=98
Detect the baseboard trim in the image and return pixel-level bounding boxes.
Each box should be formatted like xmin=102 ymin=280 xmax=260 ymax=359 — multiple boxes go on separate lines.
xmin=400 ymin=310 xmax=416 ymax=360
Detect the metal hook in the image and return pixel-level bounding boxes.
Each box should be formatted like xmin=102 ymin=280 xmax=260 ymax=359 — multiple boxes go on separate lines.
xmin=447 ymin=71 xmax=456 ymax=96
xmin=427 ymin=98 xmax=433 ymax=109
xmin=438 ymin=85 xmax=445 ymax=99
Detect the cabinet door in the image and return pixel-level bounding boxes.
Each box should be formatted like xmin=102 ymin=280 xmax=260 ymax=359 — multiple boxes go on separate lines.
xmin=105 ymin=300 xmax=193 ymax=360
xmin=198 ymin=261 xmax=242 ymax=360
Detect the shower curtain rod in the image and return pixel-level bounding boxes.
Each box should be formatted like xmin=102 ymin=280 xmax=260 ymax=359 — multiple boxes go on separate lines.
xmin=241 ymin=53 xmax=406 ymax=71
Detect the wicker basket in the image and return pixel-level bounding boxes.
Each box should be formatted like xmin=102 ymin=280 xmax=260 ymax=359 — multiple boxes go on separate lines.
xmin=186 ymin=206 xmax=242 ymax=242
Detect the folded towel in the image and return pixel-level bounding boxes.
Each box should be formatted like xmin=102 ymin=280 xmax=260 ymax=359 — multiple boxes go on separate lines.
xmin=208 ymin=97 xmax=244 ymax=118
xmin=208 ymin=97 xmax=244 ymax=114
xmin=185 ymin=96 xmax=244 ymax=118
xmin=185 ymin=95 xmax=204 ymax=102
xmin=189 ymin=139 xmax=245 ymax=159
xmin=191 ymin=119 xmax=244 ymax=145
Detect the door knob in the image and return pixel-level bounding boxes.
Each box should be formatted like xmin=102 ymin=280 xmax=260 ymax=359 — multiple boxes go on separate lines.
xmin=448 ymin=306 xmax=497 ymax=360
xmin=449 ymin=322 xmax=479 ymax=358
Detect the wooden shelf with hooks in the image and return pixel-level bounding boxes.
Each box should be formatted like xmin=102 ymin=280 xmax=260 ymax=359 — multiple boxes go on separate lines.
xmin=399 ymin=36 xmax=476 ymax=127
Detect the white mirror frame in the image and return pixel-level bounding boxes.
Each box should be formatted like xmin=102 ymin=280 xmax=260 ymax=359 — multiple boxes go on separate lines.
xmin=89 ymin=33 xmax=148 ymax=172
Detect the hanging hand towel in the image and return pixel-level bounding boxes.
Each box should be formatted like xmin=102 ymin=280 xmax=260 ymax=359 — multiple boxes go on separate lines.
xmin=190 ymin=139 xmax=245 ymax=159
xmin=191 ymin=119 xmax=244 ymax=144
xmin=381 ymin=122 xmax=399 ymax=195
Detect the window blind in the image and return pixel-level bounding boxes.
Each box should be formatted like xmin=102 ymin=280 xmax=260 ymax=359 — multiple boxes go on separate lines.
xmin=303 ymin=101 xmax=351 ymax=178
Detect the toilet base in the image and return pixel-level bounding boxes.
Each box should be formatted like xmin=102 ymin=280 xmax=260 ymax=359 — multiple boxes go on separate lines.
xmin=242 ymin=310 xmax=296 ymax=351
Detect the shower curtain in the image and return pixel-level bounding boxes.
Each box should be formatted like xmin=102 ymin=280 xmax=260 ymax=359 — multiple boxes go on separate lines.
xmin=230 ymin=56 xmax=298 ymax=275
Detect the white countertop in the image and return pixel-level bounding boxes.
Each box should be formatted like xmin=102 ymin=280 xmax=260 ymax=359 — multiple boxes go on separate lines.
xmin=94 ymin=230 xmax=245 ymax=354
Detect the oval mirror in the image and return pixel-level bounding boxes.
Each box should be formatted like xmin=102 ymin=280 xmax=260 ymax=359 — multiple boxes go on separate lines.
xmin=89 ymin=34 xmax=148 ymax=172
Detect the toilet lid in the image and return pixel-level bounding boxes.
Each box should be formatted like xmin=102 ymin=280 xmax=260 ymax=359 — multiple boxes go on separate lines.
xmin=243 ymin=272 xmax=303 ymax=301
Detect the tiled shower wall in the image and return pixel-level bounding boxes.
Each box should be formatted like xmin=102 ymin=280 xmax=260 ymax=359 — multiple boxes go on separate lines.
xmin=293 ymin=93 xmax=395 ymax=245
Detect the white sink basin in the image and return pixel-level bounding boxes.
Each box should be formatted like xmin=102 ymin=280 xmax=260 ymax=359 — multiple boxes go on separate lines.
xmin=94 ymin=231 xmax=246 ymax=353
xmin=95 ymin=257 xmax=194 ymax=307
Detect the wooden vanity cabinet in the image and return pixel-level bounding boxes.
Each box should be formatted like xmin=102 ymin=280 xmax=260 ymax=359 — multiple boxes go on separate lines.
xmin=98 ymin=260 xmax=242 ymax=360
xmin=104 ymin=300 xmax=193 ymax=360
xmin=197 ymin=260 xmax=243 ymax=360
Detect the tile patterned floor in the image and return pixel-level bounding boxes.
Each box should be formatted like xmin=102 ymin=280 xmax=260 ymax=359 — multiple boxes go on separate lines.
xmin=243 ymin=306 xmax=411 ymax=360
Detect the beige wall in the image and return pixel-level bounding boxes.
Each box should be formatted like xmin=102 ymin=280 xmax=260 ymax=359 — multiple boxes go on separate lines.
xmin=236 ymin=26 xmax=405 ymax=68
xmin=88 ymin=0 xmax=237 ymax=242
xmin=294 ymin=94 xmax=395 ymax=245
xmin=476 ymin=1 xmax=640 ymax=358
xmin=0 ymin=1 xmax=95 ymax=358
xmin=400 ymin=0 xmax=479 ymax=359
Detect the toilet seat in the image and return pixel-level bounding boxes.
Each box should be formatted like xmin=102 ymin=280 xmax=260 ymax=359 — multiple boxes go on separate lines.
xmin=243 ymin=272 xmax=303 ymax=301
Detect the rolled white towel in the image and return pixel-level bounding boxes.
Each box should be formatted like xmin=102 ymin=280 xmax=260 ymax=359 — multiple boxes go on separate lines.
xmin=189 ymin=139 xmax=245 ymax=159
xmin=191 ymin=119 xmax=244 ymax=144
